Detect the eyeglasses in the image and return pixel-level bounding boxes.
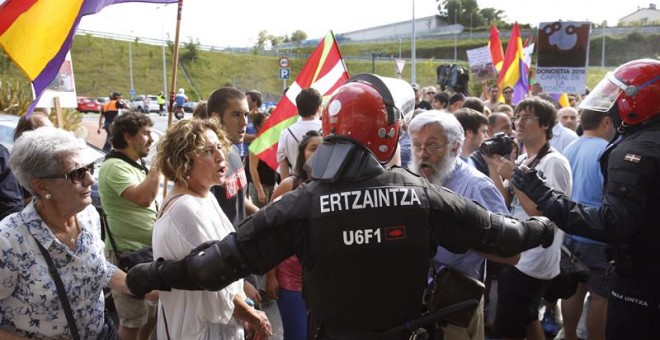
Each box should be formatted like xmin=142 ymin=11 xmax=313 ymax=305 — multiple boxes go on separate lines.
xmin=412 ymin=142 xmax=447 ymax=154
xmin=503 ymin=90 xmax=513 ymax=94
xmin=426 ymin=92 xmax=436 ymax=95
xmin=42 ymin=163 xmax=95 ymax=183
xmin=513 ymin=115 xmax=540 ymax=123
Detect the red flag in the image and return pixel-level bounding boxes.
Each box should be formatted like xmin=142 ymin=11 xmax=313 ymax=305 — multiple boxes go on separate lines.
xmin=489 ymin=24 xmax=504 ymax=72
xmin=249 ymin=31 xmax=349 ymax=170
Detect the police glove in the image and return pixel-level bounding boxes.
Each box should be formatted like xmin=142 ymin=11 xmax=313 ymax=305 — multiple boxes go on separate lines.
xmin=525 ymin=216 xmax=556 ymax=248
xmin=126 ymin=259 xmax=171 ymax=299
xmin=511 ymin=167 xmax=555 ymax=207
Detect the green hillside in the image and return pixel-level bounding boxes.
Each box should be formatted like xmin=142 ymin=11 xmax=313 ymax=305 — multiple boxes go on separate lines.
xmin=3 ymin=31 xmax=658 ymax=108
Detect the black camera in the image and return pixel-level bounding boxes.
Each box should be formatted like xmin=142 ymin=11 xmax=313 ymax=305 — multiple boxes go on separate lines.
xmin=480 ymin=132 xmax=515 ymax=156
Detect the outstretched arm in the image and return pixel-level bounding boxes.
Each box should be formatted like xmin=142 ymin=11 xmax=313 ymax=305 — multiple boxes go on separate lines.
xmin=127 ymin=186 xmax=310 ymax=297
xmin=428 ymin=185 xmax=555 ymax=258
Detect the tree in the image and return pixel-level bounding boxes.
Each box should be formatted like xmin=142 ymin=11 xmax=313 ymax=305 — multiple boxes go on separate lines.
xmin=290 ymin=30 xmax=308 ymax=48
xmin=480 ymin=7 xmax=506 ymax=25
xmin=179 ymin=38 xmax=200 ymax=65
xmin=269 ymin=34 xmax=284 ymax=48
xmin=255 ymin=30 xmax=269 ymax=50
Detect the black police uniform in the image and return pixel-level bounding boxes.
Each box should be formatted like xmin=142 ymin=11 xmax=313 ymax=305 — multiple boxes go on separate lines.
xmin=514 ymin=119 xmax=660 ymax=339
xmin=128 ymin=137 xmax=555 ymax=339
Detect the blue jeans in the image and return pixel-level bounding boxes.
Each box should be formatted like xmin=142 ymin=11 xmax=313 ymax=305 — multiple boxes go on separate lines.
xmin=276 ymin=288 xmax=307 ymax=340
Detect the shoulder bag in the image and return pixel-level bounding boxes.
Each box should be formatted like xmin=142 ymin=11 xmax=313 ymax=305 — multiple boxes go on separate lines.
xmin=101 ymin=151 xmax=155 ymax=272
xmin=31 ymin=233 xmax=119 ymax=340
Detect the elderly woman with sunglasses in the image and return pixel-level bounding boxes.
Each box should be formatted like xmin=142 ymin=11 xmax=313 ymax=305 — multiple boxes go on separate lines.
xmin=0 ymin=127 xmax=156 ymax=339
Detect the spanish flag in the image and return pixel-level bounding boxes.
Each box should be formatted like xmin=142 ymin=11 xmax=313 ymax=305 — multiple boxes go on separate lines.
xmin=249 ymin=31 xmax=349 ymax=170
xmin=0 ymin=0 xmax=177 ymax=115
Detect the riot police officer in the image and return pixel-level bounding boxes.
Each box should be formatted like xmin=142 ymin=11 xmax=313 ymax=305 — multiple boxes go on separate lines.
xmin=512 ymin=59 xmax=660 ymax=339
xmin=127 ymin=74 xmax=555 ymax=339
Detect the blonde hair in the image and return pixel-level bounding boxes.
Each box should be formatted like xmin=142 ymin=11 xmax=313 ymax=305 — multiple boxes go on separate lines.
xmin=156 ymin=119 xmax=230 ymax=185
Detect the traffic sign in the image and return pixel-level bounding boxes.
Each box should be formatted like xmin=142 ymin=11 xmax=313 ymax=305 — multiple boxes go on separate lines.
xmin=279 ymin=68 xmax=290 ymax=80
xmin=129 ymin=89 xmax=136 ymax=97
xmin=279 ymin=57 xmax=289 ymax=68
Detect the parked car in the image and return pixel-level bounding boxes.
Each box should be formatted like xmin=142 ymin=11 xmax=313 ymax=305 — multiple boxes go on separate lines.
xmin=129 ymin=95 xmax=160 ymax=113
xmin=77 ymin=97 xmax=101 ymax=113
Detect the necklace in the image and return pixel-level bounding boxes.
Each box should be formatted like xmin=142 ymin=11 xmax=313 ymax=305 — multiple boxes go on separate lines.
xmin=52 ymin=220 xmax=79 ymax=247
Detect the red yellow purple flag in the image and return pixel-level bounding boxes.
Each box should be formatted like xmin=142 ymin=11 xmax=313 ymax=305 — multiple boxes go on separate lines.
xmin=488 ymin=24 xmax=504 ymax=73
xmin=498 ymin=22 xmax=529 ymax=105
xmin=0 ymin=0 xmax=177 ymax=115
xmin=249 ymin=31 xmax=349 ymax=170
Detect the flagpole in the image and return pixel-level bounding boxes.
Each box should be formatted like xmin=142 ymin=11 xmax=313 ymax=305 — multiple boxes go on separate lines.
xmin=163 ymin=0 xmax=183 ymax=200
xmin=167 ymin=0 xmax=183 ymax=129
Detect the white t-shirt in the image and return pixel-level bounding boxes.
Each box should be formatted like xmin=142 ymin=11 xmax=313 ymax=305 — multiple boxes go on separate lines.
xmin=511 ymin=148 xmax=572 ymax=280
xmin=153 ymin=194 xmax=245 ymax=340
xmin=276 ymin=119 xmax=322 ymax=171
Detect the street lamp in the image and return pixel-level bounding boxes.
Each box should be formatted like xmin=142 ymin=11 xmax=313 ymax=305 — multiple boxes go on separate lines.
xmin=452 ymin=2 xmax=462 ymax=62
xmin=156 ymin=5 xmax=170 ymax=104
xmin=411 ymin=0 xmax=416 ymax=84
xmin=128 ymin=39 xmax=134 ymax=97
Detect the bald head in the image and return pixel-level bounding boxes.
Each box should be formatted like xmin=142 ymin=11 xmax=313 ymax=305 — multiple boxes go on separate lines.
xmin=488 ymin=112 xmax=514 ymax=137
xmin=558 ymin=107 xmax=578 ymax=131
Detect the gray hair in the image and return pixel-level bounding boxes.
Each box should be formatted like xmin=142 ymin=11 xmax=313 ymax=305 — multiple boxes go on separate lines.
xmin=9 ymin=127 xmax=86 ymax=195
xmin=408 ymin=110 xmax=465 ymax=151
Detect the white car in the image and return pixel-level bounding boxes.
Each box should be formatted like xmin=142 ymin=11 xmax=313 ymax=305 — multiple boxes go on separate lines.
xmin=129 ymin=95 xmax=160 ymax=113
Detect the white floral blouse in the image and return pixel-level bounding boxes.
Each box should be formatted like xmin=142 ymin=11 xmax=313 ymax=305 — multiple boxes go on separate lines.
xmin=0 ymin=202 xmax=118 ymax=339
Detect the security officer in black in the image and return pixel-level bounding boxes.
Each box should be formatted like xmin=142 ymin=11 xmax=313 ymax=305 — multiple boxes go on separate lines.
xmin=127 ymin=75 xmax=555 ymax=339
xmin=512 ymin=59 xmax=660 ymax=339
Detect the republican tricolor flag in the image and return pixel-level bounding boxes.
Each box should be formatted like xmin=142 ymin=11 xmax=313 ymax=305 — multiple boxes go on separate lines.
xmin=249 ymin=31 xmax=349 ymax=170
xmin=0 ymin=0 xmax=177 ymax=115
xmin=497 ymin=22 xmax=529 ymax=105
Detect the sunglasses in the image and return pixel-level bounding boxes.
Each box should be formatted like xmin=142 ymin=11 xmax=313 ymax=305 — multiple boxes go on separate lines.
xmin=42 ymin=163 xmax=95 ymax=183
xmin=503 ymin=90 xmax=513 ymax=94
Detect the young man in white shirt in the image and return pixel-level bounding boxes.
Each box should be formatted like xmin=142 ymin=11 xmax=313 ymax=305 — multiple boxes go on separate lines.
xmin=490 ymin=97 xmax=573 ymax=340
xmin=277 ymin=88 xmax=322 ymax=178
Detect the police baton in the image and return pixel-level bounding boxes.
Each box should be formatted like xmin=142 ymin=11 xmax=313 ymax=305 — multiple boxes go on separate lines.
xmin=380 ymin=299 xmax=479 ymax=336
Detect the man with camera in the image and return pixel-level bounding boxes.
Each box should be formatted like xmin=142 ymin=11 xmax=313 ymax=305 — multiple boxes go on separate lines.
xmin=512 ymin=59 xmax=660 ymax=339
xmin=487 ymin=97 xmax=573 ymax=340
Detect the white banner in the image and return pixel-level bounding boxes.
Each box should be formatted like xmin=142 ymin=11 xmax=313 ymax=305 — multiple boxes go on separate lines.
xmin=466 ymin=46 xmax=496 ymax=81
xmin=536 ymin=21 xmax=591 ymax=94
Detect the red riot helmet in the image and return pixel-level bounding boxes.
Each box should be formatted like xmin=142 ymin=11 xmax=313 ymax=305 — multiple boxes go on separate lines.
xmin=322 ymin=74 xmax=415 ymax=163
xmin=579 ymin=59 xmax=660 ymax=126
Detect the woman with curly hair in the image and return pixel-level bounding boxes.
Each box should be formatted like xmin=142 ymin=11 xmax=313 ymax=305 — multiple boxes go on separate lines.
xmin=152 ymin=119 xmax=272 ymax=339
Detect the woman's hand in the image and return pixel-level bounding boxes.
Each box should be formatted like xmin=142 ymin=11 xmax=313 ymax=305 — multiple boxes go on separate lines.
xmin=257 ymin=187 xmax=267 ymax=204
xmin=245 ymin=310 xmax=272 ymax=340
